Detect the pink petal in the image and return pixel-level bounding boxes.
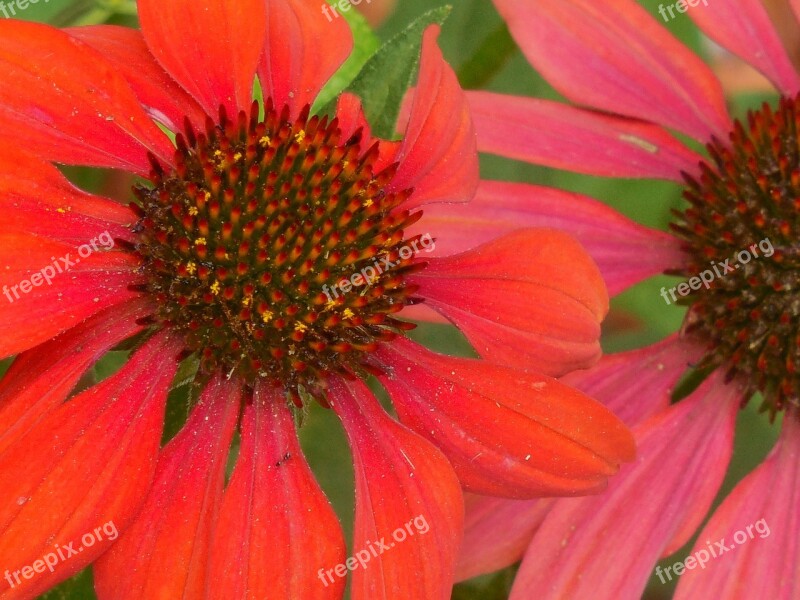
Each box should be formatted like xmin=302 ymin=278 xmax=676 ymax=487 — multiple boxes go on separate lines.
xmin=456 ymin=494 xmax=555 ymax=582
xmin=690 ymin=0 xmax=800 ymax=96
xmin=329 ymin=377 xmax=464 ymax=600
xmin=562 ymin=334 xmax=706 ymax=427
xmin=509 ymin=372 xmax=741 ymax=600
xmin=468 ymin=92 xmax=703 ymax=180
xmin=674 ymin=414 xmax=800 ymax=599
xmin=0 ymin=21 xmax=174 ymax=173
xmin=138 ymin=0 xmax=267 ymax=118
xmin=93 ymin=376 xmax=241 ymax=600
xmin=410 ymin=229 xmax=607 ymax=376
xmin=207 ymin=383 xmax=346 ymax=599
xmin=67 ymin=25 xmax=210 ymax=133
xmin=259 ymin=0 xmax=353 ymax=118
xmin=376 ymin=338 xmax=635 ymax=498
xmin=492 ymin=0 xmax=731 ymax=141
xmin=0 ymin=334 xmax=180 ymax=600
xmin=413 ymin=180 xmax=687 ymax=296
xmin=388 ymin=26 xmax=478 ymax=209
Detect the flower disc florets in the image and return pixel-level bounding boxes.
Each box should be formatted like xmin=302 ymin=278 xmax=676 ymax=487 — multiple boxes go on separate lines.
xmin=129 ymin=101 xmax=424 ymax=400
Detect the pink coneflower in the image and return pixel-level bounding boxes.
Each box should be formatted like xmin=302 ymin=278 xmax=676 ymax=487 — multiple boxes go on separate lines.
xmin=433 ymin=0 xmax=800 ymax=598
xmin=0 ymin=1 xmax=636 ymax=599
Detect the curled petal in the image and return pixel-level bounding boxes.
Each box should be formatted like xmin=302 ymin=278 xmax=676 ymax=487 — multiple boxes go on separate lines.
xmin=410 ymin=229 xmax=607 ymax=375
xmin=376 ymin=338 xmax=635 ymax=498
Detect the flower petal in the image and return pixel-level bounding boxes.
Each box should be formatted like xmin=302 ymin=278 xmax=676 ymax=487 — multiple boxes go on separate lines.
xmin=138 ymin=0 xmax=267 ymax=118
xmin=0 ymin=146 xmax=134 ymax=245
xmin=414 ymin=180 xmax=686 ymax=296
xmin=468 ymin=92 xmax=703 ymax=180
xmin=674 ymin=413 xmax=800 ymax=599
xmin=388 ymin=26 xmax=478 ymax=209
xmin=207 ymin=383 xmax=346 ymax=600
xmin=508 ymin=372 xmax=740 ymax=600
xmin=259 ymin=0 xmax=353 ymax=118
xmin=456 ymin=494 xmax=555 ymax=582
xmin=0 ymin=334 xmax=180 ymax=600
xmin=0 ymin=300 xmax=149 ymax=455
xmin=93 ymin=375 xmax=241 ymax=600
xmin=0 ymin=20 xmax=174 ymax=173
xmin=67 ymin=25 xmax=210 ymax=133
xmin=690 ymin=0 xmax=800 ymax=96
xmin=562 ymin=334 xmax=706 ymax=427
xmin=410 ymin=229 xmax=607 ymax=375
xmin=336 ymin=93 xmax=401 ymax=174
xmin=0 ymin=233 xmax=142 ymax=359
xmin=329 ymin=377 xmax=463 ymax=600
xmin=492 ymin=0 xmax=731 ymax=140
xmin=376 ymin=338 xmax=635 ymax=498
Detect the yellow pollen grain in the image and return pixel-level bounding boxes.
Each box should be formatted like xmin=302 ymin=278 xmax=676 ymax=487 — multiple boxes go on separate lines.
xmin=342 ymin=308 xmax=355 ymax=319
xmin=362 ymin=198 xmax=374 ymax=208
xmin=259 ymin=135 xmax=271 ymax=147
xmin=185 ymin=261 xmax=197 ymax=275
xmin=214 ymin=150 xmax=223 ymax=159
xmin=233 ymin=152 xmax=242 ymax=162
xmin=242 ymin=296 xmax=252 ymax=307
xmin=210 ymin=281 xmax=221 ymax=295
xmin=194 ymin=238 xmax=207 ymax=247
xmin=324 ymin=299 xmax=337 ymax=311
xmin=261 ymin=310 xmax=274 ymax=323
xmin=188 ymin=207 xmax=198 ymax=216
xmin=294 ymin=322 xmax=308 ymax=332
xmin=56 ymin=206 xmax=71 ymax=214
xmin=294 ymin=130 xmax=306 ymax=143
xmin=204 ymin=191 xmax=211 ymax=201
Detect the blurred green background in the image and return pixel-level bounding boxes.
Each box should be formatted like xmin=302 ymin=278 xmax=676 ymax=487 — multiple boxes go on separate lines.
xmin=5 ymin=0 xmax=782 ymax=598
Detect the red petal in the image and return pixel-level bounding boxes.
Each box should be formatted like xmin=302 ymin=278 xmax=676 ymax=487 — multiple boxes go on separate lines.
xmin=492 ymin=0 xmax=731 ymax=141
xmin=336 ymin=93 xmax=401 ymax=174
xmin=329 ymin=377 xmax=463 ymax=600
xmin=138 ymin=0 xmax=266 ymax=118
xmin=207 ymin=383 xmax=346 ymax=599
xmin=377 ymin=338 xmax=635 ymax=498
xmin=0 ymin=21 xmax=174 ymax=173
xmin=457 ymin=494 xmax=554 ymax=582
xmin=468 ymin=92 xmax=702 ymax=180
xmin=259 ymin=0 xmax=353 ymax=118
xmin=675 ymin=415 xmax=800 ymax=599
xmin=410 ymin=229 xmax=607 ymax=375
xmin=0 ymin=233 xmax=142 ymax=359
xmin=0 ymin=147 xmax=134 ymax=245
xmin=414 ymin=180 xmax=686 ymax=296
xmin=94 ymin=375 xmax=241 ymax=600
xmin=0 ymin=300 xmax=149 ymax=455
xmin=690 ymin=0 xmax=800 ymax=96
xmin=508 ymin=373 xmax=740 ymax=600
xmin=0 ymin=334 xmax=180 ymax=600
xmin=388 ymin=26 xmax=478 ymax=209
xmin=68 ymin=25 xmax=210 ymax=133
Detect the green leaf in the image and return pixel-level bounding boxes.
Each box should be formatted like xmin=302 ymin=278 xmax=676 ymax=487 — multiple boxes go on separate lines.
xmin=312 ymin=2 xmax=381 ymax=113
xmin=456 ymin=23 xmax=518 ymax=89
xmin=336 ymin=5 xmax=452 ymax=139
xmin=39 ymin=567 xmax=96 ymax=600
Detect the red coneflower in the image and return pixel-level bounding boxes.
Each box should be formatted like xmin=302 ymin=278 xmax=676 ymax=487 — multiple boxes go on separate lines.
xmin=0 ymin=1 xmax=635 ymax=599
xmin=451 ymin=0 xmax=800 ymax=598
